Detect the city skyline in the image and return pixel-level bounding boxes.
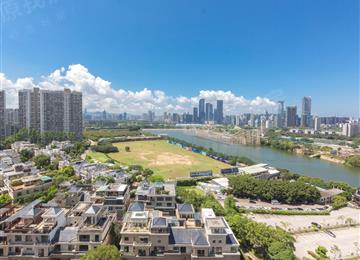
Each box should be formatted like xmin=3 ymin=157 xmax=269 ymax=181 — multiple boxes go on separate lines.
xmin=0 ymin=64 xmax=358 ymax=118
xmin=1 ymin=1 xmax=358 ymax=117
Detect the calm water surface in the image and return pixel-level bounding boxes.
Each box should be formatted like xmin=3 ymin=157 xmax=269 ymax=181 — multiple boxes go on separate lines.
xmin=147 ymin=129 xmax=360 ymax=186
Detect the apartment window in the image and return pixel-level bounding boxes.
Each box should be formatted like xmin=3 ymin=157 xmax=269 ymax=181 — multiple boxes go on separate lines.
xmin=156 ymin=203 xmax=162 ymax=206
xmin=123 ymin=246 xmax=129 ymax=252
xmin=15 ymin=235 xmax=22 ymax=242
xmin=157 ymin=197 xmax=164 ymax=201
xmin=166 ymin=203 xmax=172 ymax=207
xmin=212 ymin=240 xmax=216 ymax=243
xmin=157 ymin=240 xmax=161 ymax=243
xmin=165 ymin=197 xmax=172 ymax=201
xmin=197 ymin=250 xmax=205 ymax=256
xmin=79 ymin=235 xmax=90 ymax=242
xmin=124 ymin=237 xmax=129 ymax=241
xmin=68 ymin=245 xmax=75 ymax=251
xmin=79 ymin=245 xmax=89 ymax=252
xmin=94 ymin=235 xmax=99 ymax=242
xmin=139 ymin=237 xmax=148 ymax=243
xmin=180 ymin=247 xmax=186 ymax=253
xmin=218 ymin=240 xmax=222 ymax=243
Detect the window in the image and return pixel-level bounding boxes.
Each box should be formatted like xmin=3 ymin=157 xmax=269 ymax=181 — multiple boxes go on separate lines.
xmin=79 ymin=245 xmax=88 ymax=252
xmin=165 ymin=197 xmax=172 ymax=201
xmin=197 ymin=250 xmax=205 ymax=256
xmin=157 ymin=240 xmax=161 ymax=243
xmin=218 ymin=240 xmax=222 ymax=243
xmin=124 ymin=237 xmax=129 ymax=241
xmin=167 ymin=203 xmax=172 ymax=207
xmin=124 ymin=246 xmax=129 ymax=252
xmin=157 ymin=197 xmax=164 ymax=201
xmin=15 ymin=235 xmax=22 ymax=242
xmin=156 ymin=203 xmax=162 ymax=206
xmin=94 ymin=235 xmax=99 ymax=242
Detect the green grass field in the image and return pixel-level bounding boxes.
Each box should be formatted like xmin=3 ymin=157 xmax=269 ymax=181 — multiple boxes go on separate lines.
xmin=107 ymin=140 xmax=229 ymax=179
xmin=87 ymin=151 xmax=111 ymax=163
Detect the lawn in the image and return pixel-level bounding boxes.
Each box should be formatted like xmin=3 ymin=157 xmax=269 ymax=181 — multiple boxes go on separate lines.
xmin=107 ymin=140 xmax=230 ymax=179
xmin=87 ymin=151 xmax=111 ymax=163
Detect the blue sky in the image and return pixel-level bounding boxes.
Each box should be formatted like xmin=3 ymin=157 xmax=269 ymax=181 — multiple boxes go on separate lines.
xmin=1 ymin=0 xmax=359 ymax=116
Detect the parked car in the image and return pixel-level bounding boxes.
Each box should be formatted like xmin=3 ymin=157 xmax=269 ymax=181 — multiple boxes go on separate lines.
xmin=271 ymin=200 xmax=280 ymax=205
xmin=311 ymin=222 xmax=321 ymax=229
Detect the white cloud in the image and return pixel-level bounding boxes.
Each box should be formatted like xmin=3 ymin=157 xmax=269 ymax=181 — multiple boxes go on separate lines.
xmin=0 ymin=64 xmax=277 ymax=114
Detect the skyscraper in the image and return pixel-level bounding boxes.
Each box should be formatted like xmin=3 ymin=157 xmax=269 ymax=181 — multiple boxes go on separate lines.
xmin=301 ymin=96 xmax=312 ymax=128
xmin=314 ymin=116 xmax=320 ymax=131
xmin=193 ymin=107 xmax=198 ymax=123
xmin=216 ymin=100 xmax=224 ymax=124
xmin=18 ymin=88 xmax=83 ymax=139
xmin=198 ymin=98 xmax=205 ymax=124
xmin=0 ymin=90 xmax=5 ymax=139
xmin=205 ymin=102 xmax=213 ymax=122
xmin=276 ymin=101 xmax=285 ymax=128
xmin=286 ymin=106 xmax=297 ymax=127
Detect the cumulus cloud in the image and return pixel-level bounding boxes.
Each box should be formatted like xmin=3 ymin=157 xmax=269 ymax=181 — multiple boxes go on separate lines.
xmin=0 ymin=64 xmax=277 ymax=114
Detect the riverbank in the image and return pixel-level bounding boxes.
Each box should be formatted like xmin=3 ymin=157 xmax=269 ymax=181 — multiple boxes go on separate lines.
xmin=145 ymin=129 xmax=360 ymax=185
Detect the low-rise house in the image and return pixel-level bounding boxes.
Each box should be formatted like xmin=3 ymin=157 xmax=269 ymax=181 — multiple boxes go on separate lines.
xmin=352 ymin=188 xmax=360 ymax=206
xmin=53 ymin=202 xmax=115 ymax=257
xmin=119 ymin=205 xmax=240 ymax=260
xmin=72 ymin=161 xmax=108 ymax=181
xmin=0 ymin=199 xmax=66 ymax=258
xmin=317 ymin=187 xmax=343 ymax=204
xmin=135 ymin=181 xmax=176 ymax=214
xmin=11 ymin=141 xmax=37 ymax=153
xmin=93 ymin=183 xmax=130 ymax=217
xmin=239 ymin=163 xmax=280 ymax=179
xmin=5 ymin=174 xmax=52 ymax=200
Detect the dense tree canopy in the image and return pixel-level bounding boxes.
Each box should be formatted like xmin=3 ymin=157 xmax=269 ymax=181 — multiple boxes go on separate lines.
xmin=226 ymin=213 xmax=295 ymax=259
xmin=228 ymin=175 xmax=321 ymax=204
xmin=33 ymin=155 xmax=51 ymax=169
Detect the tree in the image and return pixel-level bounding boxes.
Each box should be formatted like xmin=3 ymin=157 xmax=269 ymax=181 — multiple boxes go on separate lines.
xmin=315 ymin=246 xmax=328 ymax=259
xmin=268 ymin=241 xmax=295 ymax=260
xmin=224 ymin=195 xmax=238 ymax=215
xmin=331 ymin=195 xmax=347 ymax=210
xmin=33 ymin=155 xmax=51 ymax=169
xmin=81 ymin=245 xmax=120 ymax=260
xmin=125 ymin=146 xmax=130 ymax=152
xmin=148 ymin=174 xmax=165 ymax=183
xmin=0 ymin=194 xmax=12 ymax=204
xmin=20 ymin=149 xmax=34 ymax=162
xmin=143 ymin=168 xmax=154 ymax=178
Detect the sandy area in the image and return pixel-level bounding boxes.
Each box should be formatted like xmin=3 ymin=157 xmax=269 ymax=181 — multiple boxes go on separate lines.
xmin=139 ymin=151 xmax=194 ymax=166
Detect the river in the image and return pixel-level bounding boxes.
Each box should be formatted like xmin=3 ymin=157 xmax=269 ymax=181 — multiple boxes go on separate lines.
xmin=146 ymin=129 xmax=360 ymax=186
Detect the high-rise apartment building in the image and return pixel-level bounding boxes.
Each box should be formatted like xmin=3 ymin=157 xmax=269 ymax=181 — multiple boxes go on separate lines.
xmin=216 ymin=100 xmax=224 ymax=124
xmin=286 ymin=106 xmax=297 ymax=127
xmin=276 ymin=101 xmax=285 ymax=128
xmin=301 ymin=96 xmax=312 ymax=128
xmin=314 ymin=116 xmax=321 ymax=131
xmin=199 ymin=98 xmax=205 ymax=124
xmin=18 ymin=88 xmax=82 ymax=139
xmin=5 ymin=109 xmax=19 ymax=137
xmin=205 ymin=102 xmax=213 ymax=122
xmin=0 ymin=90 xmax=5 ymax=139
xmin=193 ymin=107 xmax=198 ymax=123
xmin=19 ymin=87 xmax=41 ymax=130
